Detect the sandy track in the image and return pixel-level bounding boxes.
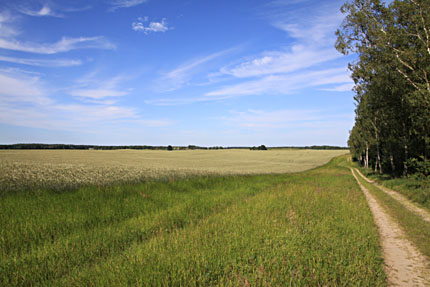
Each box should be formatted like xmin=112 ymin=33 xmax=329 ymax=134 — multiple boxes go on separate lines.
xmin=351 ymin=168 xmax=430 ymax=286
xmin=354 ymin=169 xmax=430 ymax=223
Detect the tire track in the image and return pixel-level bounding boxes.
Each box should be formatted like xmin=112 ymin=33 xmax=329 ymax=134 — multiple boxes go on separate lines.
xmin=354 ymin=168 xmax=430 ymax=223
xmin=351 ymin=168 xmax=430 ymax=286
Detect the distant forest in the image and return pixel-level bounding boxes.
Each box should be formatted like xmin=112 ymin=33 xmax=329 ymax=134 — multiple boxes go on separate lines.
xmin=337 ymin=0 xmax=430 ymax=177
xmin=0 ymin=144 xmax=348 ymax=151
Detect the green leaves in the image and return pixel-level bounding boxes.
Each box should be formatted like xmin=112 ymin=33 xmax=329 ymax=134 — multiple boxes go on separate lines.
xmin=339 ymin=0 xmax=430 ymax=175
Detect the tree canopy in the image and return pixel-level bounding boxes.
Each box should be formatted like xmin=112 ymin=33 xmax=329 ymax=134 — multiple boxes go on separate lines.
xmin=337 ymin=0 xmax=430 ymax=176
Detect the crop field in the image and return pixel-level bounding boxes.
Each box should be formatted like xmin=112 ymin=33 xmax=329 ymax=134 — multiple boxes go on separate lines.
xmin=0 ymin=149 xmax=347 ymax=193
xmin=0 ymin=153 xmax=388 ymax=286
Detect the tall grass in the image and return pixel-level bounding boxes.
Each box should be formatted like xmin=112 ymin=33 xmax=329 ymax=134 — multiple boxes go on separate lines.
xmin=0 ymin=155 xmax=385 ymax=286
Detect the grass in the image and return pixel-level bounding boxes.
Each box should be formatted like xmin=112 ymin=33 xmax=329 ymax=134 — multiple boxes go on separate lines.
xmin=353 ymin=169 xmax=430 ymax=259
xmin=0 ymin=149 xmax=348 ymax=193
xmin=359 ymin=168 xmax=430 ymax=210
xmin=0 ymin=155 xmax=386 ymax=286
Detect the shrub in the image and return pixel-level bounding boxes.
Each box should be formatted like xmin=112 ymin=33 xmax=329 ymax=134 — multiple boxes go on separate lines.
xmin=406 ymin=157 xmax=430 ymax=178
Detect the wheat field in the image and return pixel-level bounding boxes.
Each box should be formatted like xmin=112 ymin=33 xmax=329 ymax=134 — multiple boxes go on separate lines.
xmin=0 ymin=149 xmax=348 ymax=192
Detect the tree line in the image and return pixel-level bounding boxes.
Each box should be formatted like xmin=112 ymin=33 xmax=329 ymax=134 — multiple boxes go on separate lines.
xmin=337 ymin=0 xmax=430 ymax=176
xmin=0 ymin=144 xmax=347 ymax=151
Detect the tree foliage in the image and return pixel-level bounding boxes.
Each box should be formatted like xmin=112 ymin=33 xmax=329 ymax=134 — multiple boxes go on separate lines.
xmin=338 ymin=0 xmax=430 ymax=176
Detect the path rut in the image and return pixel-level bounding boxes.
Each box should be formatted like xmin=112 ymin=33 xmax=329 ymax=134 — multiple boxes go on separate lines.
xmin=354 ymin=168 xmax=430 ymax=223
xmin=351 ymin=168 xmax=430 ymax=286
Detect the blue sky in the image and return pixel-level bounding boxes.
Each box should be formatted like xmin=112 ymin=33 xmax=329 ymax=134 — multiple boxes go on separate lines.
xmin=0 ymin=0 xmax=355 ymax=146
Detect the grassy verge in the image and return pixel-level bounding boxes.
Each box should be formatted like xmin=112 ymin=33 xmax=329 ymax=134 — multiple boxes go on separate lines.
xmin=359 ymin=169 xmax=430 ymax=210
xmin=1 ymin=156 xmax=386 ymax=286
xmin=353 ymin=169 xmax=430 ymax=259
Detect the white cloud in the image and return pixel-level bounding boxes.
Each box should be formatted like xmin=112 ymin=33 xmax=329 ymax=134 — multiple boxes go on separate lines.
xmin=220 ymin=45 xmax=340 ymax=78
xmin=0 ymin=69 xmax=171 ymax=131
xmin=163 ymin=52 xmax=228 ymax=89
xmin=146 ymin=0 xmax=352 ymax=106
xmin=68 ymin=75 xmax=131 ymax=105
xmin=222 ymin=109 xmax=321 ymax=128
xmin=146 ymin=68 xmax=352 ymax=106
xmin=0 ymin=55 xmax=82 ymax=67
xmin=206 ymin=68 xmax=352 ymax=98
xmin=144 ymin=97 xmax=206 ymax=106
xmin=111 ymin=0 xmax=147 ymax=10
xmin=17 ymin=4 xmax=63 ymax=18
xmin=320 ymin=83 xmax=354 ymax=92
xmin=0 ymin=69 xmax=51 ymax=105
xmin=69 ymin=89 xmax=128 ymax=100
xmin=132 ymin=18 xmax=170 ymax=34
xmin=217 ymin=1 xmax=345 ymax=81
xmin=0 ymin=10 xmax=19 ymax=38
xmin=0 ymin=36 xmax=115 ymax=54
xmin=198 ymin=0 xmax=353 ymax=99
xmin=55 ymin=104 xmax=137 ymax=120
xmin=130 ymin=119 xmax=173 ymax=127
xmin=220 ymin=109 xmax=354 ymax=145
xmin=155 ymin=47 xmax=239 ymax=92
xmin=273 ymin=12 xmax=344 ymax=45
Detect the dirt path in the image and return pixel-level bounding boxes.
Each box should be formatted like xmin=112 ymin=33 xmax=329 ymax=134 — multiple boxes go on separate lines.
xmin=354 ymin=168 xmax=430 ymax=223
xmin=351 ymin=168 xmax=430 ymax=286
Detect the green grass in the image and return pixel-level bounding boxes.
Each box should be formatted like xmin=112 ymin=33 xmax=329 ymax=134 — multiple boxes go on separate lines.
xmin=360 ymin=169 xmax=430 ymax=210
xmin=0 ymin=156 xmax=386 ymax=286
xmin=353 ymin=169 xmax=430 ymax=259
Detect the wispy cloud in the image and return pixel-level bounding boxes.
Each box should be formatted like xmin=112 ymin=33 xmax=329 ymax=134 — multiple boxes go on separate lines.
xmin=0 ymin=55 xmax=82 ymax=67
xmin=0 ymin=36 xmax=115 ymax=54
xmin=70 ymin=89 xmax=128 ymax=100
xmin=157 ymin=48 xmax=238 ymax=92
xmin=110 ymin=0 xmax=147 ymax=11
xmin=222 ymin=109 xmax=321 ymax=128
xmin=0 ymin=9 xmax=113 ymax=57
xmin=0 ymin=10 xmax=19 ymax=38
xmin=55 ymin=104 xmax=137 ymax=120
xmin=69 ymin=75 xmax=131 ymax=104
xmin=221 ymin=108 xmax=354 ymax=130
xmin=132 ymin=18 xmax=170 ymax=34
xmin=216 ymin=1 xmax=345 ymax=81
xmin=147 ymin=0 xmax=351 ymax=106
xmin=203 ymin=1 xmax=351 ymax=98
xmin=0 ymin=69 xmax=171 ymax=131
xmin=147 ymin=66 xmax=352 ymax=106
xmin=220 ymin=45 xmax=340 ymax=78
xmin=320 ymin=83 xmax=354 ymax=92
xmin=271 ymin=7 xmax=343 ymax=46
xmin=207 ymin=68 xmax=351 ymax=98
xmin=0 ymin=69 xmax=51 ymax=105
xmin=16 ymin=4 xmax=63 ymax=18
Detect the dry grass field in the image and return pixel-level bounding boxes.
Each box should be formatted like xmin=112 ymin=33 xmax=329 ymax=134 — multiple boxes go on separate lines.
xmin=0 ymin=149 xmax=348 ymax=192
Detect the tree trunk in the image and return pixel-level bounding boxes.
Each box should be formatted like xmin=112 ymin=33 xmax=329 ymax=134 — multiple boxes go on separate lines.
xmin=403 ymin=135 xmax=409 ymax=177
xmin=365 ymin=142 xmax=369 ymax=169
xmin=376 ymin=143 xmax=382 ymax=174
xmin=390 ymin=150 xmax=395 ymax=174
xmin=403 ymin=122 xmax=409 ymax=177
xmin=375 ymin=128 xmax=382 ymax=174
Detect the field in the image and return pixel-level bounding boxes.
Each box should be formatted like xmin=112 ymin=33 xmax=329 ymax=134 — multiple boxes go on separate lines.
xmin=0 ymin=151 xmax=390 ymax=286
xmin=0 ymin=149 xmax=347 ymax=193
